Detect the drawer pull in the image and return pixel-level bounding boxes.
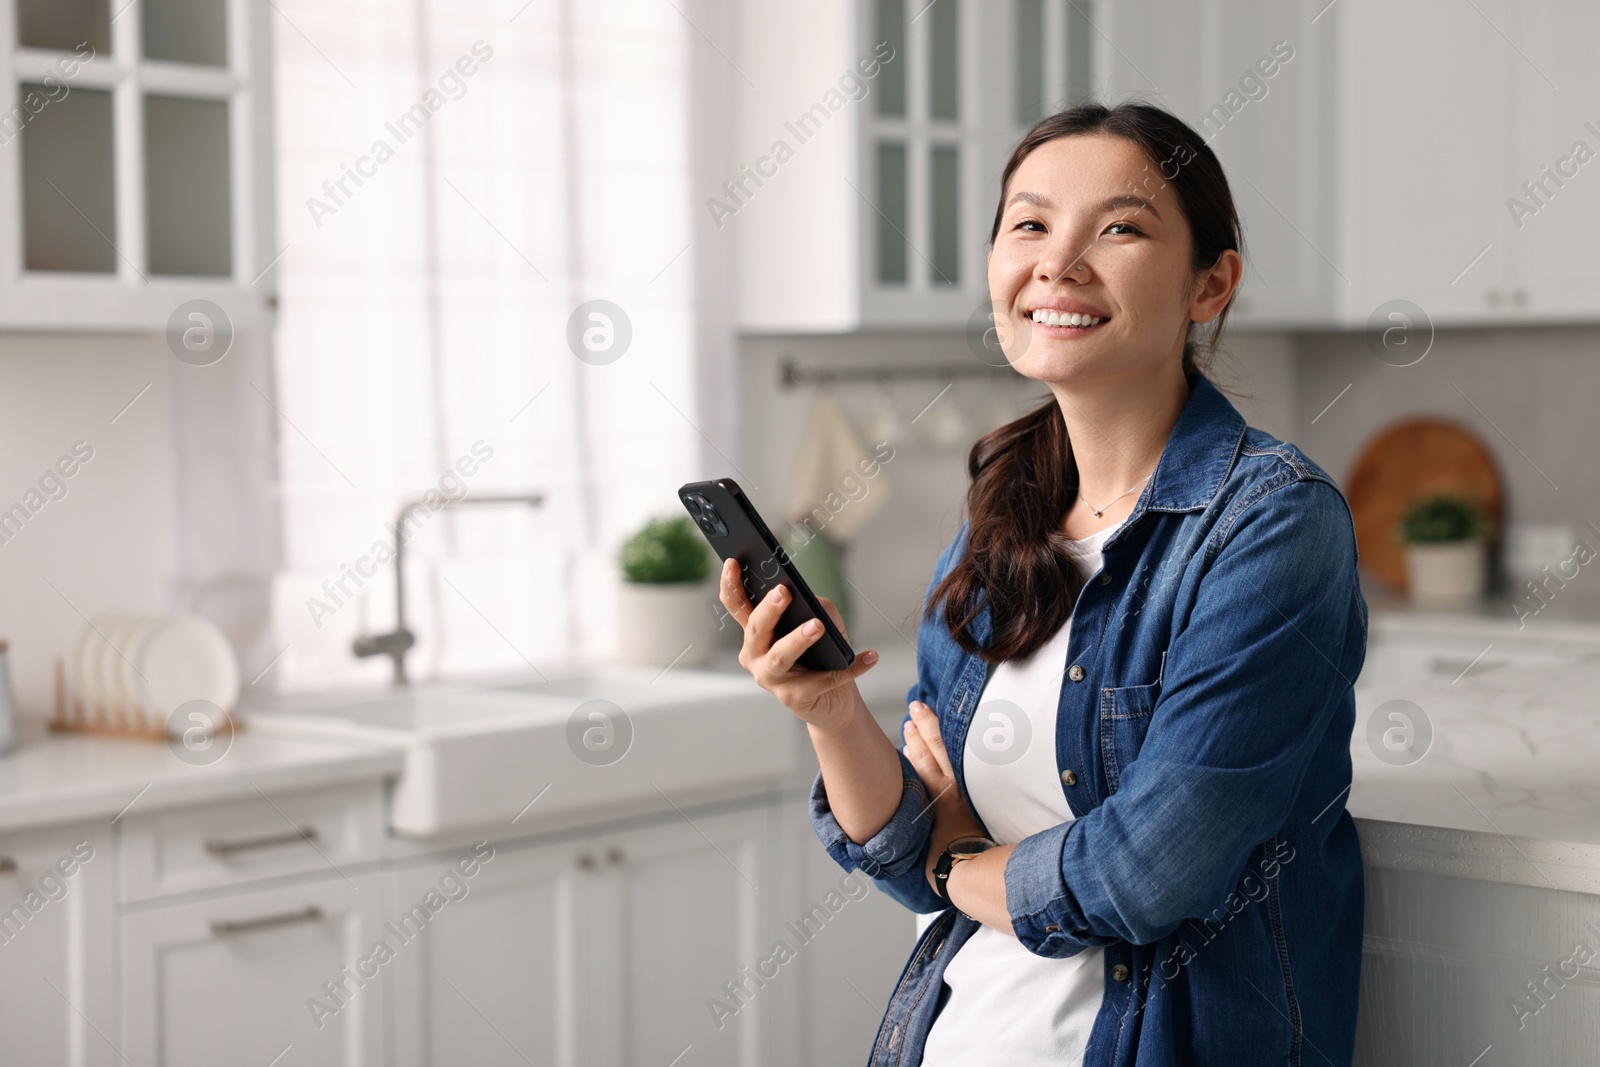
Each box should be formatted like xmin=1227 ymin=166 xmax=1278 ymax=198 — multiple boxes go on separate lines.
xmin=210 ymin=905 xmax=325 ymax=937
xmin=0 ymin=856 xmax=16 ymax=875
xmin=204 ymin=827 xmax=319 ymax=856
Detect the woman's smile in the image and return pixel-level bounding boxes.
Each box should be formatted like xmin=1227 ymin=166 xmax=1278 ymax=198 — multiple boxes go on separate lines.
xmin=1024 ymin=300 xmax=1111 ymax=336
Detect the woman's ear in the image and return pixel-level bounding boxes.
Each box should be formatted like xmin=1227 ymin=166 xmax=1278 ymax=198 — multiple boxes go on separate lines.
xmin=1189 ymin=248 xmax=1243 ymax=325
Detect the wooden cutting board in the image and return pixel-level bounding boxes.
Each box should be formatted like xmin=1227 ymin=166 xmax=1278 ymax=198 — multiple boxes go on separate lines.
xmin=1344 ymin=418 xmax=1503 ymax=593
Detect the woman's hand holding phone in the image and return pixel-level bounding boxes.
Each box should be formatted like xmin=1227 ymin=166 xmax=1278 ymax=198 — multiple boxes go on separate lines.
xmin=719 ymin=557 xmax=879 ymax=732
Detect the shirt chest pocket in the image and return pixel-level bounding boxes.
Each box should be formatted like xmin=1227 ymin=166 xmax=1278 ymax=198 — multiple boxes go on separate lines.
xmin=1098 ymin=654 xmax=1165 ymax=793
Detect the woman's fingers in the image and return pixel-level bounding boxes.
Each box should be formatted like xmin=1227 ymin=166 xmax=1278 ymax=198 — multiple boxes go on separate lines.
xmin=718 ymin=558 xmax=753 ymax=627
xmin=902 ymin=717 xmax=953 ymax=802
xmin=739 ymin=583 xmax=793 ymax=664
xmin=908 ymin=702 xmax=956 ymax=782
xmin=816 ymin=596 xmax=849 ymax=641
xmin=902 ymin=719 xmax=938 ymax=781
xmin=763 ymin=606 xmax=847 ymax=676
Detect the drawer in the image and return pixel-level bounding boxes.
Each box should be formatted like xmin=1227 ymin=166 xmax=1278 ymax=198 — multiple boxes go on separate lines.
xmin=120 ymin=781 xmax=384 ymax=903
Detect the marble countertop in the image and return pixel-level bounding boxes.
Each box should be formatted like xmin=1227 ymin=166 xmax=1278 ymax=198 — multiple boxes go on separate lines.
xmin=0 ymin=720 xmax=402 ymax=834
xmin=1349 ymin=613 xmax=1600 ymax=891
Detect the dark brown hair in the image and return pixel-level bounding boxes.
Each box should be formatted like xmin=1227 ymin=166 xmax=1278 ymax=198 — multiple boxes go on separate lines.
xmin=928 ymin=101 xmax=1244 ymax=663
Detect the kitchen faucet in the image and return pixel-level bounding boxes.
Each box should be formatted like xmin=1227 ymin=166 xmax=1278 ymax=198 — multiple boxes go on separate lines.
xmin=352 ymin=491 xmax=544 ymax=685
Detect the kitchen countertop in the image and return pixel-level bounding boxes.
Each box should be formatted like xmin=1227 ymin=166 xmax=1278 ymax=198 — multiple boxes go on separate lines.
xmin=4 ymin=614 xmax=1599 ymax=897
xmin=1349 ymin=620 xmax=1600 ymax=893
xmin=0 ymin=719 xmax=402 ymax=834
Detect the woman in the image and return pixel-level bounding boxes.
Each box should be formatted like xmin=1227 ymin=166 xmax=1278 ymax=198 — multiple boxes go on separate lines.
xmin=719 ymin=102 xmax=1367 ymax=1066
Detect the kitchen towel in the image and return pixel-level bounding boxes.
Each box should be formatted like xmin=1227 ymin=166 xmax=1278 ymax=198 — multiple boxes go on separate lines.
xmin=785 ymin=393 xmax=892 ymax=544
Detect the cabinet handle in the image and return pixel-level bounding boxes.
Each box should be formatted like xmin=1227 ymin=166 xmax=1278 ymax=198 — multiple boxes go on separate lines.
xmin=1485 ymin=288 xmax=1502 ymax=307
xmin=577 ymin=853 xmax=598 ymax=871
xmin=204 ymin=826 xmax=319 ymax=856
xmin=605 ymin=847 xmax=626 ymax=866
xmin=0 ymin=856 xmax=16 ymax=875
xmin=210 ymin=905 xmax=324 ymax=937
xmin=1511 ymin=288 xmax=1528 ymax=307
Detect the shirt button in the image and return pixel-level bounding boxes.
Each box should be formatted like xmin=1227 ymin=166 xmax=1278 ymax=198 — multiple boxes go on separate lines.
xmin=1097 ymin=571 xmax=1112 ymax=586
xmin=1060 ymin=769 xmax=1078 ymax=786
xmin=1112 ymin=964 xmax=1131 ymax=982
xmin=1068 ymin=664 xmax=1085 ymax=682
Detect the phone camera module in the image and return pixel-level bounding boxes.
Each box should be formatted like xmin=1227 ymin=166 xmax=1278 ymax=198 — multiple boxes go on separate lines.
xmin=685 ymin=492 xmax=728 ymax=538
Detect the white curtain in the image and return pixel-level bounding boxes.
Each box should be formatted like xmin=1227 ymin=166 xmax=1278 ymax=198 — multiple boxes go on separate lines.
xmin=265 ymin=0 xmax=722 ymax=689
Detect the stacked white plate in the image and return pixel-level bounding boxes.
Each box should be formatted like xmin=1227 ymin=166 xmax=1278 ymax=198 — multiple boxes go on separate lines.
xmin=71 ymin=612 xmax=240 ymax=731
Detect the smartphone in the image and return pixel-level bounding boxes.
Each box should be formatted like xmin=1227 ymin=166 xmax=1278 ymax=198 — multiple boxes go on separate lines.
xmin=678 ymin=478 xmax=856 ymax=672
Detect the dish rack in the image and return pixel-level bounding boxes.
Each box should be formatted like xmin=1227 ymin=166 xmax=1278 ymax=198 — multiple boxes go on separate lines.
xmin=49 ymin=611 xmax=243 ymax=742
xmin=49 ymin=656 xmax=209 ymax=740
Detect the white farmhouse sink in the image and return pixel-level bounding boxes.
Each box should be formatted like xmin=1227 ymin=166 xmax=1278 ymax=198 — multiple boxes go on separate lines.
xmin=242 ymin=666 xmax=798 ymax=838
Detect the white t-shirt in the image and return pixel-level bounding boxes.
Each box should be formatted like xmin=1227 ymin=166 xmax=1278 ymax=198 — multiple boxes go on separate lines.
xmin=919 ymin=521 xmax=1117 ymax=1067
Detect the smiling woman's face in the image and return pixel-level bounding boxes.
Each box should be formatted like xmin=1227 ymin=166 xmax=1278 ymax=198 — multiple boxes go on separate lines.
xmin=988 ymin=132 xmax=1225 ymax=389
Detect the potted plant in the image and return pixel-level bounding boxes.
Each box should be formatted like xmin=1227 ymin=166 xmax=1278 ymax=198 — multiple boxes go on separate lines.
xmin=615 ymin=515 xmax=718 ymax=667
xmin=1396 ymin=494 xmax=1491 ymax=608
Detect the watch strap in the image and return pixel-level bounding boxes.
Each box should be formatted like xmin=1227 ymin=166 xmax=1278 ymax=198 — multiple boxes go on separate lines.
xmin=932 ymin=837 xmax=994 ymax=908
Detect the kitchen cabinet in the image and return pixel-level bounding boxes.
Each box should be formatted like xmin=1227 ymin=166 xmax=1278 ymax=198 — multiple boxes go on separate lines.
xmin=1495 ymin=1 xmax=1600 ymax=321
xmin=0 ymin=0 xmax=277 ymax=330
xmin=1098 ymin=0 xmax=1338 ymax=328
xmin=0 ymin=821 xmax=114 ymax=1067
xmin=1354 ymin=835 xmax=1600 ymax=1064
xmin=121 ymin=872 xmax=388 ymax=1066
xmin=0 ymin=729 xmax=907 ymax=1066
xmin=735 ymin=0 xmax=1094 ymax=332
xmin=1336 ymin=0 xmax=1515 ymax=325
xmin=392 ymin=804 xmax=773 ymax=1067
xmin=776 ymin=781 xmax=917 ymax=1067
xmin=1337 ymin=0 xmax=1600 ymax=326
xmin=741 ymin=0 xmax=1600 ymax=333
xmin=116 ymin=780 xmax=390 ymax=1065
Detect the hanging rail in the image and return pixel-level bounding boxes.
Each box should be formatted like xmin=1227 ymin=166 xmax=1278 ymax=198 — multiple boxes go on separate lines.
xmin=778 ymin=355 xmax=1014 ymax=389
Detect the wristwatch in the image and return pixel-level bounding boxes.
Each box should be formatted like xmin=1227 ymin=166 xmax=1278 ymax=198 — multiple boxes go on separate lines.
xmin=931 ymin=835 xmax=998 ymax=909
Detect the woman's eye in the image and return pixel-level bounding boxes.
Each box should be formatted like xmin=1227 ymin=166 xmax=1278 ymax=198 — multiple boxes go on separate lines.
xmin=1107 ymin=221 xmax=1142 ymax=236
xmin=1014 ymin=218 xmax=1045 ymax=233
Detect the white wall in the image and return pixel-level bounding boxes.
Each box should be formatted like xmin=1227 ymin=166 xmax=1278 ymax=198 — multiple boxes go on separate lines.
xmin=0 ymin=333 xmax=180 ymax=721
xmin=0 ymin=328 xmax=280 ymax=723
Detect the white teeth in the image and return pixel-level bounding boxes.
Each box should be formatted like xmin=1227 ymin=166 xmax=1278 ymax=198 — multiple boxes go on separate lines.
xmin=1030 ymin=310 xmax=1102 ymax=327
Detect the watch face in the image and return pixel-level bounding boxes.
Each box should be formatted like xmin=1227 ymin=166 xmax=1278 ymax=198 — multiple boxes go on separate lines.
xmin=949 ymin=836 xmax=996 ymax=857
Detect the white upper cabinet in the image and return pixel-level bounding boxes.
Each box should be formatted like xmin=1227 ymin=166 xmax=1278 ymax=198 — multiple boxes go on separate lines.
xmin=1099 ymin=0 xmax=1339 ymax=328
xmin=1495 ymin=1 xmax=1600 ymax=321
xmin=0 ymin=0 xmax=276 ymax=330
xmin=1335 ymin=0 xmax=1600 ymax=325
xmin=735 ymin=0 xmax=1100 ymax=333
xmin=739 ymin=0 xmax=1600 ymax=334
xmin=1337 ymin=0 xmax=1514 ymax=325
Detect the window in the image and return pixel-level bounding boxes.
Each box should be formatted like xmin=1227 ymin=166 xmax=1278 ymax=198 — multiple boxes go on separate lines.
xmin=267 ymin=0 xmax=704 ymax=688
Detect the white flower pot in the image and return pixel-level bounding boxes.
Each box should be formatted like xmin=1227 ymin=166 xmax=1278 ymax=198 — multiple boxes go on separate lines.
xmin=1404 ymin=539 xmax=1487 ymax=608
xmin=614 ymin=579 xmax=718 ymax=668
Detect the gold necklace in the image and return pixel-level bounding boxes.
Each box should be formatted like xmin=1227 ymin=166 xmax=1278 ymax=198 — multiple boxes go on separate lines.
xmin=1078 ymin=471 xmax=1153 ymax=518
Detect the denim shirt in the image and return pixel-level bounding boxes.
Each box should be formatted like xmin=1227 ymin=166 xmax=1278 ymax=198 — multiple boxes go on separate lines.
xmin=809 ymin=373 xmax=1369 ymax=1067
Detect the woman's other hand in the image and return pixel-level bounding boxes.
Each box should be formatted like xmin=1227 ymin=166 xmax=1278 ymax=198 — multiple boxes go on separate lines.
xmin=905 ymin=702 xmax=988 ymax=892
xmin=902 ymin=702 xmax=960 ymax=807
xmin=720 ymin=557 xmax=878 ymax=732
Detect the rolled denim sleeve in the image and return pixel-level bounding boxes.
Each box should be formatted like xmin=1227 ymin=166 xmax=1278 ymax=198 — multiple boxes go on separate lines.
xmin=1004 ymin=478 xmax=1366 ymax=956
xmin=808 ymin=748 xmax=943 ymax=913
